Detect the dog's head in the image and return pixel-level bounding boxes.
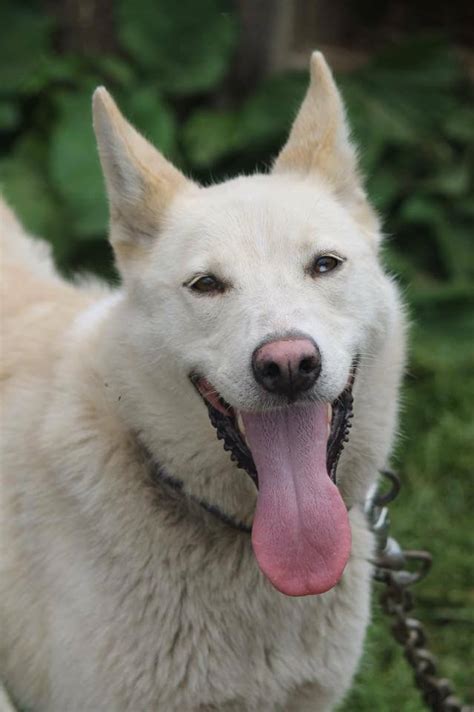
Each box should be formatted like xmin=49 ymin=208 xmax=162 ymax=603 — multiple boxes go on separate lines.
xmin=93 ymin=53 xmax=395 ymax=597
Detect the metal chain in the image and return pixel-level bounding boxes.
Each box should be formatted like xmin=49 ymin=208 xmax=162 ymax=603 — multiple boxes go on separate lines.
xmin=366 ymin=470 xmax=472 ymax=712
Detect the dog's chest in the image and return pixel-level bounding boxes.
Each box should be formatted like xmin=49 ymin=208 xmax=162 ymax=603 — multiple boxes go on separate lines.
xmin=87 ymin=523 xmax=371 ymax=711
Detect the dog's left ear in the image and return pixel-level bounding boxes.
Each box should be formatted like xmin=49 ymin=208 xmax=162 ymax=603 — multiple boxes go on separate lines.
xmin=273 ymin=52 xmax=379 ymax=239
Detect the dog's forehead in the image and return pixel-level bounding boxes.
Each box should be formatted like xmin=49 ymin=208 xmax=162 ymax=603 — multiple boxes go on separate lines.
xmin=166 ymin=174 xmax=360 ymax=267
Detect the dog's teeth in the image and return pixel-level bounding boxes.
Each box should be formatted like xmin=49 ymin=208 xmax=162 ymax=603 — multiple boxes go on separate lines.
xmin=236 ymin=413 xmax=250 ymax=447
xmin=236 ymin=412 xmax=246 ymax=435
xmin=327 ymin=404 xmax=332 ymax=436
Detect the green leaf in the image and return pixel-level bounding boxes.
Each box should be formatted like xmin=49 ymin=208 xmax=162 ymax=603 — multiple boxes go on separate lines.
xmin=0 ymin=100 xmax=20 ymax=131
xmin=372 ymin=36 xmax=462 ymax=85
xmin=399 ymin=195 xmax=443 ymax=225
xmin=422 ymin=160 xmax=470 ymax=197
xmin=49 ymin=91 xmax=108 ymax=238
xmin=0 ymin=146 xmax=63 ymax=253
xmin=366 ymin=168 xmax=402 ymax=211
xmin=117 ymin=0 xmax=237 ymax=95
xmin=238 ymin=73 xmax=307 ymax=150
xmin=182 ymin=110 xmax=240 ymax=168
xmin=23 ymin=55 xmax=84 ymax=95
xmin=182 ymin=73 xmax=307 ymax=169
xmin=342 ymin=79 xmax=418 ymax=152
xmin=94 ymin=56 xmax=136 ymax=87
xmin=433 ymin=222 xmax=474 ymax=282
xmin=342 ymin=38 xmax=463 ymax=157
xmin=382 ymin=245 xmax=421 ymax=284
xmin=118 ymin=87 xmax=177 ymax=157
xmin=0 ymin=3 xmax=54 ymax=95
xmin=444 ymin=106 xmax=474 ymax=142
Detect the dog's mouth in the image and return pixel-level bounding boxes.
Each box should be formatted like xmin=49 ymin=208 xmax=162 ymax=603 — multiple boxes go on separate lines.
xmin=190 ymin=366 xmax=356 ymax=597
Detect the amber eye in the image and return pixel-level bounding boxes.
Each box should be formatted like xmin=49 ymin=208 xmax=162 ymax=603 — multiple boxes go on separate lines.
xmin=311 ymin=254 xmax=342 ymax=276
xmin=187 ymin=274 xmax=226 ymax=294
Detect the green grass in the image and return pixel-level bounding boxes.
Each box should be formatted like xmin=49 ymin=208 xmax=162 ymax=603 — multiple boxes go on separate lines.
xmin=341 ymin=304 xmax=474 ymax=710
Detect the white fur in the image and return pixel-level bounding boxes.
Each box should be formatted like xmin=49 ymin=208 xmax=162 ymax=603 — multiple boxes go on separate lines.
xmin=0 ymin=53 xmax=406 ymax=711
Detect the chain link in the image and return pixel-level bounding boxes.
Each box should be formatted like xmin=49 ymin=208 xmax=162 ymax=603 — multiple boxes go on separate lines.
xmin=366 ymin=470 xmax=472 ymax=712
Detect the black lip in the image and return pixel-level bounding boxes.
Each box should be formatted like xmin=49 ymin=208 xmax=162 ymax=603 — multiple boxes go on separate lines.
xmin=326 ymin=380 xmax=354 ymax=480
xmin=190 ymin=374 xmax=258 ymax=486
xmin=190 ymin=361 xmax=357 ymax=489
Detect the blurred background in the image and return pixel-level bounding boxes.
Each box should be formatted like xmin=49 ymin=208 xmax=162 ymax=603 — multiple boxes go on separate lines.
xmin=0 ymin=0 xmax=472 ymax=708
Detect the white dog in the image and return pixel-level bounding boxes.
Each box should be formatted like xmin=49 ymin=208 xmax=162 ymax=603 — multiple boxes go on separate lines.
xmin=0 ymin=52 xmax=406 ymax=711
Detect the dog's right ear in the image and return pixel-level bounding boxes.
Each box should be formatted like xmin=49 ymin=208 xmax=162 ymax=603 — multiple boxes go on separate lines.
xmin=93 ymin=88 xmax=195 ymax=263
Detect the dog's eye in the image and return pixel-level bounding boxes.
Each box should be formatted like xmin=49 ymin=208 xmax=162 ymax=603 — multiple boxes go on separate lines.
xmin=187 ymin=275 xmax=226 ymax=294
xmin=310 ymin=254 xmax=343 ymax=276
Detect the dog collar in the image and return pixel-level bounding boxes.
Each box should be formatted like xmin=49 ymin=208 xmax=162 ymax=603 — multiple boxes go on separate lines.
xmin=141 ymin=444 xmax=252 ymax=535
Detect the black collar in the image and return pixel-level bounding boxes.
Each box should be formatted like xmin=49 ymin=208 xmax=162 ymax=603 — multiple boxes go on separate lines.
xmin=142 ymin=446 xmax=252 ymax=535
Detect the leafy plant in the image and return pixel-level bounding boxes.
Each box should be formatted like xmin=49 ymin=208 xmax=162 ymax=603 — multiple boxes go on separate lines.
xmin=117 ymin=0 xmax=237 ymax=95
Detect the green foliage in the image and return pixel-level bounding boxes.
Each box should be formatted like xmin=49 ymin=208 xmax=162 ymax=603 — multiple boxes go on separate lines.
xmin=0 ymin=1 xmax=472 ymax=707
xmin=0 ymin=3 xmax=53 ymax=94
xmin=50 ymin=91 xmax=108 ymax=238
xmin=182 ymin=73 xmax=308 ymax=168
xmin=117 ymin=0 xmax=237 ymax=95
xmin=337 ymin=39 xmax=474 ymax=296
xmin=342 ymin=341 xmax=474 ymax=711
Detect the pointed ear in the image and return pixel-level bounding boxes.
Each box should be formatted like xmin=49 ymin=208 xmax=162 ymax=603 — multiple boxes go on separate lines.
xmin=92 ymin=87 xmax=196 ymax=260
xmin=273 ymin=52 xmax=379 ymax=238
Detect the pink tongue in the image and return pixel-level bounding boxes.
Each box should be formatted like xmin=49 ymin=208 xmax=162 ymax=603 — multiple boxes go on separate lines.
xmin=242 ymin=405 xmax=351 ymax=597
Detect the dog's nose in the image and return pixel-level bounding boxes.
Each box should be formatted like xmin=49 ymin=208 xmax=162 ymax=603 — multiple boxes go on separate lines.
xmin=252 ymin=337 xmax=321 ymax=399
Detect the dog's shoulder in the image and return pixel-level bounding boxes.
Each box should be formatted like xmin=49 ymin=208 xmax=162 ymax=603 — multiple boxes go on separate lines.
xmin=0 ymin=199 xmax=107 ymax=387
